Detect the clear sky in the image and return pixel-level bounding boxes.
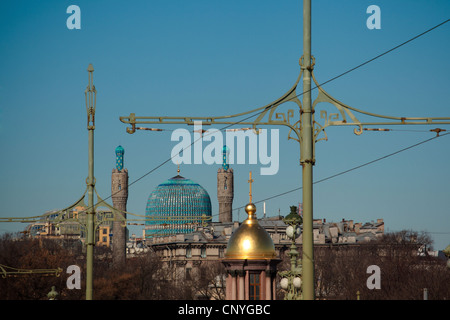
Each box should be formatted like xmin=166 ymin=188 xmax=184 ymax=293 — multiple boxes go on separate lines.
xmin=1 ymin=0 xmax=449 ymax=250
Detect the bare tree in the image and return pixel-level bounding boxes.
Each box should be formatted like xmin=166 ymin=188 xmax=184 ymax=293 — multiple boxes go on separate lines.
xmin=0 ymin=233 xmax=83 ymax=300
xmin=314 ymin=230 xmax=450 ymax=300
xmin=188 ymin=261 xmax=226 ymax=300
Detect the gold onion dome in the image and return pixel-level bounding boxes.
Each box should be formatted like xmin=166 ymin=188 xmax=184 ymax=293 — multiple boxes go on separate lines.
xmin=224 ymin=173 xmax=276 ymax=260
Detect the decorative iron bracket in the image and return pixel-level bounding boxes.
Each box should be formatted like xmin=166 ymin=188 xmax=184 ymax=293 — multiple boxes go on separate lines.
xmin=120 ymin=56 xmax=450 ymax=162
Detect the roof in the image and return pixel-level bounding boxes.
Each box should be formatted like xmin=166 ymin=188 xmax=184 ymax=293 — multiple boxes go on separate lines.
xmin=145 ymin=175 xmax=212 ymax=237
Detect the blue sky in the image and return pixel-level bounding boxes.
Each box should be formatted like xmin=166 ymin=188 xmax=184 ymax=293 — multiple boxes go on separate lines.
xmin=0 ymin=0 xmax=449 ymax=250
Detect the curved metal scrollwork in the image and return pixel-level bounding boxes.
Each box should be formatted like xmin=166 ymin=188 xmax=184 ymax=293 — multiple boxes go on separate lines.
xmin=120 ymin=55 xmax=450 ymax=164
xmin=120 ymin=68 xmax=305 ymax=144
xmin=311 ymin=68 xmax=450 ymax=139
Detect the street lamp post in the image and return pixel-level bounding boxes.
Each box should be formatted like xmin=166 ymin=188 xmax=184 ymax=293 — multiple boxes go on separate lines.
xmin=85 ymin=63 xmax=97 ymax=300
xmin=279 ymin=206 xmax=303 ymax=300
xmin=300 ymin=0 xmax=315 ymax=300
xmin=47 ymin=286 xmax=58 ymax=300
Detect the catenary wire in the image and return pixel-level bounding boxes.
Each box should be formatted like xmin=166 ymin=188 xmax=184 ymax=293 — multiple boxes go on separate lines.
xmin=117 ymin=18 xmax=450 ymax=203
xmin=21 ymin=18 xmax=450 ymax=219
xmin=226 ymin=131 xmax=450 ymax=215
xmin=113 ymin=19 xmax=450 ymax=208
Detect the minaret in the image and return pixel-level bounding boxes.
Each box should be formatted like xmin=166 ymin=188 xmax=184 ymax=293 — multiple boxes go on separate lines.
xmin=217 ymin=145 xmax=234 ymax=223
xmin=111 ymin=145 xmax=128 ymax=267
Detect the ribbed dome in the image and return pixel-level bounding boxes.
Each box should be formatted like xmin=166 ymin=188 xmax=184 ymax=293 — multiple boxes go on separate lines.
xmin=145 ymin=175 xmax=212 ymax=237
xmin=225 ymin=203 xmax=276 ymax=259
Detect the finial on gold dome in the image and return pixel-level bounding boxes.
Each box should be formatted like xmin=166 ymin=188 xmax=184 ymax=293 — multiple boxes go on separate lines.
xmin=248 ymin=171 xmax=254 ymax=203
xmin=245 ymin=171 xmax=256 ymax=219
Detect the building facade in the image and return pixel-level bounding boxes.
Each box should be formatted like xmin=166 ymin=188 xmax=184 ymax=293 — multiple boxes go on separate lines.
xmin=24 ymin=144 xmax=386 ymax=300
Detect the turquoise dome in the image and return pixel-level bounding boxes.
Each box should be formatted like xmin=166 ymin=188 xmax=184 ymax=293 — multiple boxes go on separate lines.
xmin=115 ymin=145 xmax=124 ymax=154
xmin=222 ymin=145 xmax=230 ymax=170
xmin=115 ymin=145 xmax=125 ymax=170
xmin=145 ymin=175 xmax=212 ymax=237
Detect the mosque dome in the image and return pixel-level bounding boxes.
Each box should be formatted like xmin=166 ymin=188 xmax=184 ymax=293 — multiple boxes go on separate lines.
xmin=145 ymin=173 xmax=212 ymax=237
xmin=225 ymin=203 xmax=276 ymax=260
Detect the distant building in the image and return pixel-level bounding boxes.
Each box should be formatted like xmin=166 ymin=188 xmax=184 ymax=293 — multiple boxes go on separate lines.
xmin=27 ymin=205 xmax=114 ymax=246
xmin=143 ymin=216 xmax=384 ymax=272
xmin=140 ymin=213 xmax=384 ymax=300
xmin=24 ymin=143 xmax=385 ymax=300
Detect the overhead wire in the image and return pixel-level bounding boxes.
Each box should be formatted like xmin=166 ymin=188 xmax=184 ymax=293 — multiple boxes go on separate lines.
xmin=228 ymin=131 xmax=450 ymax=215
xmin=5 ymin=18 xmax=449 ymax=225
xmin=119 ymin=17 xmax=450 ymax=203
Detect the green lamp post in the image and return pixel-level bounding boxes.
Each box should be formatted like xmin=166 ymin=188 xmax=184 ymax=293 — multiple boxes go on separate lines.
xmin=85 ymin=63 xmax=97 ymax=300
xmin=47 ymin=286 xmax=58 ymax=300
xmin=278 ymin=206 xmax=303 ymax=300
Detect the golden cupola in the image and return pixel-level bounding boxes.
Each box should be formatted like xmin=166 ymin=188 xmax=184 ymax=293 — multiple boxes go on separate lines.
xmin=224 ymin=172 xmax=276 ymax=260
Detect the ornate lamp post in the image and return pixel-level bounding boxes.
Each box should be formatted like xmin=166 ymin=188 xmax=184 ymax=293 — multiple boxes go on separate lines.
xmin=278 ymin=206 xmax=303 ymax=300
xmin=47 ymin=286 xmax=59 ymax=300
xmin=85 ymin=63 xmax=97 ymax=300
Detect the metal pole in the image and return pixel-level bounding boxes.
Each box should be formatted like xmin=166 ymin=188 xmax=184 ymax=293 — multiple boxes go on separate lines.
xmin=85 ymin=64 xmax=96 ymax=300
xmin=300 ymin=0 xmax=315 ymax=300
xmin=423 ymin=288 xmax=428 ymax=300
xmin=86 ymin=127 xmax=94 ymax=300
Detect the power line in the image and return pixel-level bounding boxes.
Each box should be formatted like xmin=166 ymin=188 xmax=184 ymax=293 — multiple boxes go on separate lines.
xmin=229 ymin=132 xmax=450 ymax=214
xmin=308 ymin=18 xmax=450 ymax=91
xmin=119 ymin=18 xmax=450 ymax=203
xmin=5 ymin=120 xmax=448 ymax=228
xmin=8 ymin=17 xmax=448 ymax=223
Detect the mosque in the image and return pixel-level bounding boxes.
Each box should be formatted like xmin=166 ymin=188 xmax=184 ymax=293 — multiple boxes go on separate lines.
xmin=113 ymin=144 xmax=283 ymax=299
xmin=26 ymin=144 xmax=384 ymax=300
xmin=112 ymin=144 xmax=384 ymax=300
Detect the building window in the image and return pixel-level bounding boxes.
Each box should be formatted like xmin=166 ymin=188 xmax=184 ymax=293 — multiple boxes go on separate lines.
xmin=186 ymin=247 xmax=192 ymax=258
xmin=249 ymin=273 xmax=261 ymax=300
xmin=201 ymin=247 xmax=206 ymax=258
